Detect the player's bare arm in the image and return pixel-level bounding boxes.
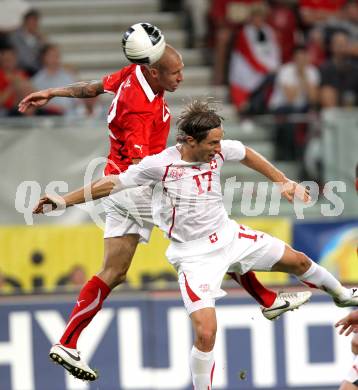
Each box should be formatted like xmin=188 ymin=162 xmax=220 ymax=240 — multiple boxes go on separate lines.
xmin=33 ymin=175 xmax=121 ymax=214
xmin=18 ymin=80 xmax=104 ymax=113
xmin=241 ymin=146 xmax=311 ymax=203
xmin=335 ymin=310 xmax=358 ymax=336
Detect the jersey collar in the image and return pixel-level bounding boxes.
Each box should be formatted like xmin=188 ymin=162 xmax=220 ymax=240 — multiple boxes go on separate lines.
xmin=135 ymin=65 xmax=156 ymax=102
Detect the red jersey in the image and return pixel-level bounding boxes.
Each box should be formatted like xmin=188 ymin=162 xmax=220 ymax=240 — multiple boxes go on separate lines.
xmin=0 ymin=69 xmax=27 ymax=110
xmin=102 ymin=64 xmax=171 ymax=175
xmin=299 ymin=0 xmax=346 ymax=13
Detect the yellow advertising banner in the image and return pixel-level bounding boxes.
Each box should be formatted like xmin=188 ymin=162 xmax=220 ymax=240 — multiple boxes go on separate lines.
xmin=0 ymin=218 xmax=291 ymax=293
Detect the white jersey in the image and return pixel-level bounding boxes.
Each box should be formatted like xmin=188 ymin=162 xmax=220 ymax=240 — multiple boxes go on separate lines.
xmin=118 ymin=140 xmax=246 ymax=244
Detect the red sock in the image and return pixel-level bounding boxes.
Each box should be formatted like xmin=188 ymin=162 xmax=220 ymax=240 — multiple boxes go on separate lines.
xmin=227 ymin=271 xmax=277 ymax=308
xmin=59 ymin=276 xmax=111 ymax=349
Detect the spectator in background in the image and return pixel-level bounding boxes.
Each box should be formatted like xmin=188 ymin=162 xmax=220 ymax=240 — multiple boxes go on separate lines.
xmin=298 ymin=0 xmax=347 ymax=32
xmin=32 ymin=44 xmax=78 ymax=116
xmin=267 ymin=0 xmax=298 ymax=64
xmin=229 ymin=4 xmax=280 ymax=112
xmin=269 ymin=45 xmax=320 ymax=161
xmin=0 ymin=268 xmax=22 ymax=293
xmin=10 ymin=9 xmax=46 ymax=77
xmin=0 ymin=46 xmax=33 ymax=116
xmin=307 ymin=0 xmax=358 ymax=66
xmin=75 ymin=96 xmax=106 ymax=120
xmin=57 ymin=265 xmax=87 ymax=290
xmin=320 ymin=31 xmax=358 ymax=108
xmin=184 ymin=0 xmax=210 ymax=48
xmin=209 ymin=0 xmax=264 ymax=85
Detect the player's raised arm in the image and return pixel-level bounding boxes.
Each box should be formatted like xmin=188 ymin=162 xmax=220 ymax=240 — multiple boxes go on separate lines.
xmin=241 ymin=146 xmax=311 ymax=203
xmin=18 ymin=80 xmax=104 ymax=113
xmin=33 ymin=175 xmax=121 ymax=214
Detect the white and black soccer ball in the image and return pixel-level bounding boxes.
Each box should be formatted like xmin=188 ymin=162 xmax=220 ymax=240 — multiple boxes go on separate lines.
xmin=122 ymin=22 xmax=166 ymax=65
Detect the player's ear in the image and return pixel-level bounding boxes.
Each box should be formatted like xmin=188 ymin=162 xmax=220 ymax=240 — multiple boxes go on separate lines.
xmin=186 ymin=136 xmax=196 ymax=147
xmin=149 ymin=66 xmax=159 ymax=79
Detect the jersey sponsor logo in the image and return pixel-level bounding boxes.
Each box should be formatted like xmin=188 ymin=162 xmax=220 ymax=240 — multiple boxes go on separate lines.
xmin=209 ymin=233 xmax=218 ymax=243
xmin=162 ymin=104 xmax=170 ymax=122
xmin=210 ymin=159 xmax=217 ymax=170
xmin=169 ymin=167 xmax=185 ymax=180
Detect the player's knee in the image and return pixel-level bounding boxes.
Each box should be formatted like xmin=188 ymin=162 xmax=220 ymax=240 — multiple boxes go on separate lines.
xmin=196 ymin=324 xmax=217 ymax=350
xmin=100 ymin=256 xmax=131 ymax=287
xmin=294 ymin=251 xmax=311 ymax=275
xmin=106 ymin=265 xmax=128 ymax=286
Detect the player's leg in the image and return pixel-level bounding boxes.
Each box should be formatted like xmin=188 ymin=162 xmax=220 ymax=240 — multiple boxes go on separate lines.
xmin=190 ymin=308 xmax=217 ymax=390
xmin=271 ymin=245 xmax=358 ymax=306
xmin=228 ymin=225 xmax=311 ymax=320
xmin=49 ymin=234 xmax=139 ymax=380
xmin=59 ymin=234 xmax=139 ymax=348
xmin=228 ymin=270 xmax=311 ymax=320
xmin=227 ymin=271 xmax=277 ymax=307
xmin=172 ymin=246 xmax=230 ymax=390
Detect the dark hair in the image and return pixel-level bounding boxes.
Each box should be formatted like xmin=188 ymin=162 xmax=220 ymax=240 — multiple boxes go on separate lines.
xmin=0 ymin=44 xmax=15 ymax=53
xmin=24 ymin=9 xmax=40 ymax=21
xmin=176 ymin=99 xmax=223 ymax=143
xmin=293 ymin=44 xmax=307 ymax=54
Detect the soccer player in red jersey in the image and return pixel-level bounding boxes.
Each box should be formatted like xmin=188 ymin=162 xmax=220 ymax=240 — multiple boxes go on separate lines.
xmin=19 ymin=25 xmax=309 ymax=381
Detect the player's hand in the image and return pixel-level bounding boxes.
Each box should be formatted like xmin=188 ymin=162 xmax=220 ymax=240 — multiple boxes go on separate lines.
xmin=335 ymin=312 xmax=358 ymax=336
xmin=280 ymin=180 xmax=311 ymax=203
xmin=18 ymin=90 xmax=52 ymax=113
xmin=33 ymin=194 xmax=66 ymax=214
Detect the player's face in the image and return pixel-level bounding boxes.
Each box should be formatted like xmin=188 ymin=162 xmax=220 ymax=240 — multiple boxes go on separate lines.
xmin=158 ymin=59 xmax=184 ymax=92
xmin=195 ymin=127 xmax=223 ymax=162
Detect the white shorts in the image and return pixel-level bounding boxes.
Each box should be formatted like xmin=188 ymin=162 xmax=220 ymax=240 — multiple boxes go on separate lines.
xmin=345 ymin=355 xmax=358 ymax=386
xmin=101 ymin=186 xmax=155 ymax=243
xmin=167 ymin=220 xmax=285 ymax=315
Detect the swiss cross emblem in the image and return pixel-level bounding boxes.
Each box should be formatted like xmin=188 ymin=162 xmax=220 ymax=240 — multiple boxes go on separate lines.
xmin=210 ymin=159 xmax=217 ymax=170
xmin=209 ymin=233 xmax=218 ymax=243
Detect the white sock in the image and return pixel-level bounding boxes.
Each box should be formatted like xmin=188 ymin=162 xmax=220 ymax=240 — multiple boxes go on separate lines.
xmin=190 ymin=346 xmax=215 ymax=390
xmin=298 ymin=261 xmax=349 ymax=299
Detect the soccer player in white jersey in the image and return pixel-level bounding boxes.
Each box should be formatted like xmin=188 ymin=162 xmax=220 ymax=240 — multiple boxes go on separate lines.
xmin=33 ymin=100 xmax=358 ymax=389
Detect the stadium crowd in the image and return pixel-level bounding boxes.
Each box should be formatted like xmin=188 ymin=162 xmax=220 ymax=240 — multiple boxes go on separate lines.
xmin=1 ymin=1 xmax=358 ymax=116
xmin=0 ymin=0 xmax=357 ymax=168
xmin=0 ymin=5 xmax=105 ymax=119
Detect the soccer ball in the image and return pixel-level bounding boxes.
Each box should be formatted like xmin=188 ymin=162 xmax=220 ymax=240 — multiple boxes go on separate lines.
xmin=122 ymin=22 xmax=166 ymax=65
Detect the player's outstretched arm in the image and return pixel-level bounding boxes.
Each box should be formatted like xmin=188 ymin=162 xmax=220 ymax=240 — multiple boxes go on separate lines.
xmin=335 ymin=310 xmax=358 ymax=336
xmin=241 ymin=147 xmax=311 ymax=203
xmin=18 ymin=80 xmax=104 ymax=113
xmin=33 ymin=175 xmax=121 ymax=214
